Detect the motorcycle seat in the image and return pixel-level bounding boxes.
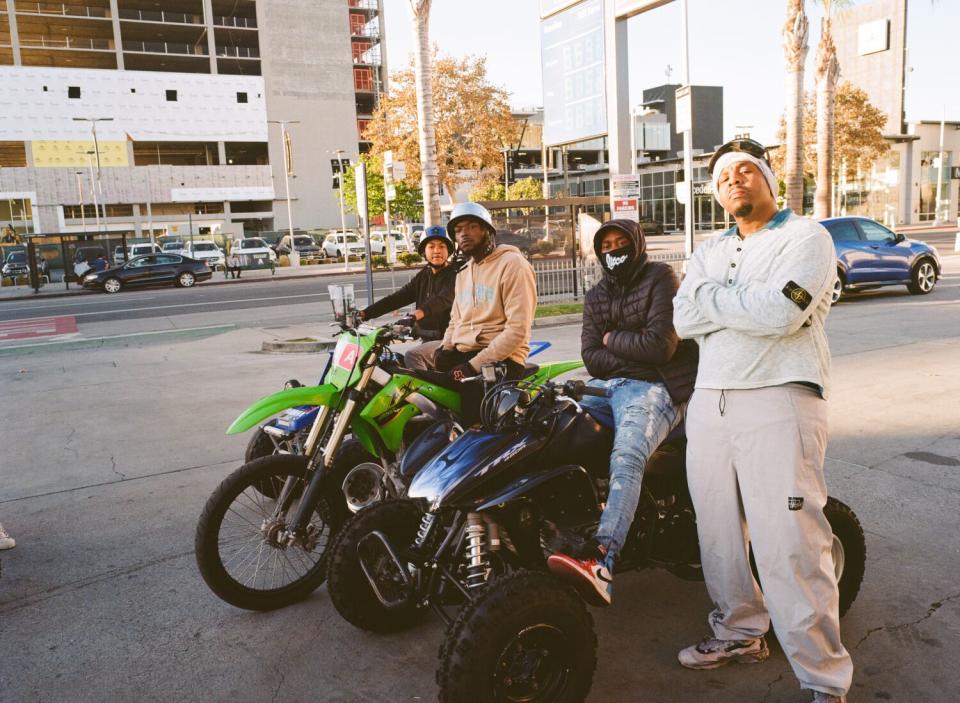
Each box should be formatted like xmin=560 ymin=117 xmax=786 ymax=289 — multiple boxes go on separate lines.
xmin=522 ymin=363 xmax=539 ymax=377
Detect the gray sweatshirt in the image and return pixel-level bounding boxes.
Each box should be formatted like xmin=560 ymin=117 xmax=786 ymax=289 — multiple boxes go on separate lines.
xmin=672 ymin=209 xmax=836 ymax=398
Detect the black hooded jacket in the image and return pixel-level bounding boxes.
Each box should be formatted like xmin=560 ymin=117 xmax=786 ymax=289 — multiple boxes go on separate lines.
xmin=362 ymin=264 xmax=457 ymax=337
xmin=582 ymin=219 xmax=698 ymax=404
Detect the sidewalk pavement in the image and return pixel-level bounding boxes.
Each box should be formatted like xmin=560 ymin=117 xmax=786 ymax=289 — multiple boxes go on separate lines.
xmin=0 ymin=259 xmax=419 ymax=302
xmin=1 ymin=283 xmax=959 ymax=701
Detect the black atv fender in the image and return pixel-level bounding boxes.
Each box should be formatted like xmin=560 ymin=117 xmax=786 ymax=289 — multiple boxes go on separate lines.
xmin=475 ymin=464 xmax=600 ymax=527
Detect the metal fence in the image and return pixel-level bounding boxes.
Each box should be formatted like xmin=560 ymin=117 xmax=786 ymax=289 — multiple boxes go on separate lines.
xmin=533 ymin=251 xmax=687 ymax=304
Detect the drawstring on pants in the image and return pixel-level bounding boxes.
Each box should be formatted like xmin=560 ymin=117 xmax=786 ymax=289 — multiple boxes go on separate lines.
xmin=718 ymin=389 xmax=726 ymax=417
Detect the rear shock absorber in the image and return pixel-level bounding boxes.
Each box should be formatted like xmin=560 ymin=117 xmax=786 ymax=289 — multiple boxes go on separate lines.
xmin=464 ymin=512 xmax=489 ymax=589
xmin=414 ymin=511 xmax=436 ymax=550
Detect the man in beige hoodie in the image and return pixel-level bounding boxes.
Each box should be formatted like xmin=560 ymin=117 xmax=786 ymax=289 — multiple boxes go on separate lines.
xmin=435 ymin=203 xmax=537 ymax=416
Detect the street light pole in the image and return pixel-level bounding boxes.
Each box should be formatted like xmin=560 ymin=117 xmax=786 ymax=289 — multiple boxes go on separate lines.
xmin=334 ymin=148 xmax=350 ymax=273
xmin=935 ymin=107 xmax=946 ymax=225
xmin=86 ymin=150 xmax=101 ymax=234
xmin=680 ymin=0 xmax=694 ymax=258
xmin=269 ymin=119 xmax=301 ymax=267
xmin=72 ymin=117 xmax=114 ymax=180
xmin=75 ymin=171 xmax=86 ymax=232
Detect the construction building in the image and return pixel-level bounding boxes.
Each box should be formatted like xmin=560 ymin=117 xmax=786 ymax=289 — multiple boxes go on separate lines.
xmin=0 ymin=0 xmax=387 ymax=240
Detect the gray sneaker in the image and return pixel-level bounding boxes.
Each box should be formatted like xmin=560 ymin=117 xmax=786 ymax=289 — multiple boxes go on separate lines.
xmin=678 ymin=635 xmax=769 ymax=670
xmin=0 ymin=523 xmax=15 ymax=550
xmin=811 ymin=693 xmax=846 ymax=703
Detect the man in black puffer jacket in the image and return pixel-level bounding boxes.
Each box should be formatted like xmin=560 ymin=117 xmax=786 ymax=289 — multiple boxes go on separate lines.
xmin=547 ymin=218 xmax=698 ymax=606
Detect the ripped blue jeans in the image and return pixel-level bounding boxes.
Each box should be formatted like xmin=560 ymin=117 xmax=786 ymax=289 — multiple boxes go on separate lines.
xmin=579 ymin=378 xmax=682 ymax=569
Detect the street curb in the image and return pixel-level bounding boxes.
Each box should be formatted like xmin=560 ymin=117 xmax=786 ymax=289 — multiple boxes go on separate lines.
xmin=0 ymin=323 xmax=237 ymax=355
xmin=0 ymin=264 xmax=428 ymax=303
xmin=261 ymin=338 xmax=337 ymax=353
xmin=533 ymin=312 xmax=582 ymax=329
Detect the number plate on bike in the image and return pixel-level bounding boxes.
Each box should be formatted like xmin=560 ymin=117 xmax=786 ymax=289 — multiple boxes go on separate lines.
xmin=334 ymin=337 xmax=361 ymax=370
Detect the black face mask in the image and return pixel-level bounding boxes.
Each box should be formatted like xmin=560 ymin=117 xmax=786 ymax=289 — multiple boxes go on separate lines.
xmin=600 ymin=243 xmax=635 ymax=282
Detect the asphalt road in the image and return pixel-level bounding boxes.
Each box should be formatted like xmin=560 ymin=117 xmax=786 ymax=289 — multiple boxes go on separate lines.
xmin=0 ymin=269 xmax=420 ymax=326
xmin=1 ymin=261 xmax=958 ymax=702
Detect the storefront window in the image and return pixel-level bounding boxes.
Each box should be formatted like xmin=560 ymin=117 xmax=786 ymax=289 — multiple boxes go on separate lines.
xmin=0 ymin=198 xmax=34 ymax=239
xmin=919 ymin=150 xmax=952 ymax=222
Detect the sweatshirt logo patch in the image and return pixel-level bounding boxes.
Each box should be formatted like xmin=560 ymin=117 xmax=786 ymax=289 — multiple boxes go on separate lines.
xmin=782 ymin=281 xmax=813 ymax=310
xmin=788 ymin=497 xmax=804 ymax=511
xmin=604 ymin=252 xmax=629 ymax=269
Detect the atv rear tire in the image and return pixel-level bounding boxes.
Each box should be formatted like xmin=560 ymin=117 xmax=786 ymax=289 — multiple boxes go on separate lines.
xmin=437 ymin=570 xmax=597 ymax=703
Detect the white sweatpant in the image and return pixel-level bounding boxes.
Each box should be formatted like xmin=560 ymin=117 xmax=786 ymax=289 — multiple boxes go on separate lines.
xmin=686 ymin=385 xmax=853 ymax=696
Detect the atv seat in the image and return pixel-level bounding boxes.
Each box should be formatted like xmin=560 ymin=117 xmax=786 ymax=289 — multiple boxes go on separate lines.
xmin=584 ymin=402 xmax=686 ymax=443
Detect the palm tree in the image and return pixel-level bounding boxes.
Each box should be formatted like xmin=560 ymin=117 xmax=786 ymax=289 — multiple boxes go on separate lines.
xmin=814 ymin=1 xmax=843 ymax=218
xmin=783 ymin=0 xmax=809 ymax=212
xmin=407 ymin=0 xmax=441 ymax=226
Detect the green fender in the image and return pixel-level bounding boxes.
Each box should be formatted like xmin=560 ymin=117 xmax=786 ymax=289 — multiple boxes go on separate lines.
xmin=226 ymin=384 xmax=341 ymax=435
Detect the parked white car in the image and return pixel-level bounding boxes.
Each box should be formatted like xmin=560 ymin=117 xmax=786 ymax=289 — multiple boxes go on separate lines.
xmin=183 ymin=240 xmax=225 ymax=269
xmin=370 ymin=231 xmax=410 ymax=255
xmin=231 ymin=237 xmax=278 ymax=265
xmin=322 ymin=232 xmax=367 ymax=259
xmin=161 ymin=240 xmax=187 ymax=256
xmin=114 ymin=243 xmax=161 ymax=267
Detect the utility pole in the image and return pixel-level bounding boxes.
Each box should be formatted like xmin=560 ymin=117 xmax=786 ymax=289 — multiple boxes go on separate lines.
xmin=355 ymin=162 xmax=375 ymax=306
xmin=269 ymin=119 xmax=301 ymax=267
xmin=75 ymin=171 xmax=86 ymax=232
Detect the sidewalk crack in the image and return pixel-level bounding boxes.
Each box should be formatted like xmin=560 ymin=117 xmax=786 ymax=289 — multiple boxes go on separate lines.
xmin=110 ymin=455 xmax=126 ymax=481
xmin=854 ymin=590 xmax=960 ymax=650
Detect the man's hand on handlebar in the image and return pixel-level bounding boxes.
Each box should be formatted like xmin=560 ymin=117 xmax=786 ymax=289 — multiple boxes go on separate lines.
xmin=450 ymin=363 xmax=474 ymax=382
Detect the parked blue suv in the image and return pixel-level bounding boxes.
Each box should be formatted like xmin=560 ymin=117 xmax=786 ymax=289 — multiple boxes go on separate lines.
xmin=820 ymin=216 xmax=941 ymax=303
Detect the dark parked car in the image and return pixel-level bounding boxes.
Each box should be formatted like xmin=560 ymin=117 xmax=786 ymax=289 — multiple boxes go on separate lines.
xmin=820 ymin=216 xmax=941 ymax=302
xmin=275 ymin=234 xmax=324 ymax=259
xmin=2 ymin=250 xmax=29 ymax=278
xmin=638 ymin=216 xmax=665 ymax=237
xmin=81 ymin=254 xmax=212 ymax=294
xmin=494 ymin=229 xmax=534 ymax=258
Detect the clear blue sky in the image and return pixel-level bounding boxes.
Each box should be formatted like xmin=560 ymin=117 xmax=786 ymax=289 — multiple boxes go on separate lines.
xmin=382 ymin=0 xmax=960 ymax=146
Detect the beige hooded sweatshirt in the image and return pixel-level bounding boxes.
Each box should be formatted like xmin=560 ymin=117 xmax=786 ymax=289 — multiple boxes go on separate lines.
xmin=442 ymin=244 xmax=537 ymax=370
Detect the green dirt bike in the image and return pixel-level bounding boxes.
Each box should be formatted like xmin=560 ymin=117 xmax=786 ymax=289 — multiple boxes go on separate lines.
xmin=194 ymin=291 xmax=582 ymax=612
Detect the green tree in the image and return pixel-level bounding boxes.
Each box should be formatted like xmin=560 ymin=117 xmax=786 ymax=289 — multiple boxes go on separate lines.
xmin=469 ymin=179 xmax=505 ymax=203
xmin=341 ymin=156 xmax=424 ymax=223
xmin=507 ymin=177 xmax=543 ymax=201
xmin=366 ymin=53 xmax=518 ymax=206
xmin=772 ymin=82 xmax=889 ymax=199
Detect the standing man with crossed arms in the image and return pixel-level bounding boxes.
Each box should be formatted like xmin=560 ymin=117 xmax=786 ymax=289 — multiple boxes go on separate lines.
xmin=672 ymin=138 xmax=852 ymax=703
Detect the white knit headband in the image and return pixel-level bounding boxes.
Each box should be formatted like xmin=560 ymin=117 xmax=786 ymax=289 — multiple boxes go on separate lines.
xmin=711 ymin=152 xmax=778 ymax=202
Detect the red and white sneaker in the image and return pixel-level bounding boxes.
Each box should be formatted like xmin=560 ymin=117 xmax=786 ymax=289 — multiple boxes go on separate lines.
xmin=677 ymin=635 xmax=769 ymax=670
xmin=547 ymin=546 xmax=613 ymax=607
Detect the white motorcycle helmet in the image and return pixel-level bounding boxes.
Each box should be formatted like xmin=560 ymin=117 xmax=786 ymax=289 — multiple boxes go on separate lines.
xmin=446 ymin=202 xmax=496 ymax=238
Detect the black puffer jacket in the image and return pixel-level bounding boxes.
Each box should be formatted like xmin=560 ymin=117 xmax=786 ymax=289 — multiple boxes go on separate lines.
xmin=582 ymin=219 xmax=698 ymax=404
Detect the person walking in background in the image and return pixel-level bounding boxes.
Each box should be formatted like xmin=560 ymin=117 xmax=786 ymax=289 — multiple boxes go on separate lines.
xmin=672 ymin=138 xmax=850 ymax=703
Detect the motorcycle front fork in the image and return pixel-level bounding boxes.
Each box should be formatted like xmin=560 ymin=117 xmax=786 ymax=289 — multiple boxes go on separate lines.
xmin=275 ymin=361 xmax=379 ymax=544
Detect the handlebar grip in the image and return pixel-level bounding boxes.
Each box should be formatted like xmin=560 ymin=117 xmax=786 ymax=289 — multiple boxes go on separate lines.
xmin=579 ymin=386 xmax=607 ymax=398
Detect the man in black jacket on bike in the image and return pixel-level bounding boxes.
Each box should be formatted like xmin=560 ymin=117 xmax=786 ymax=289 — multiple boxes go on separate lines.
xmin=360 ymin=226 xmax=457 ymax=369
xmin=547 ymin=219 xmax=697 ymax=606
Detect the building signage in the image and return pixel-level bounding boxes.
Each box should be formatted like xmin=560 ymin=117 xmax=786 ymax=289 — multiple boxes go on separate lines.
xmin=540 ymin=0 xmax=606 ymax=146
xmin=610 ymin=174 xmax=640 ymax=221
xmin=951 ymin=166 xmax=960 ymax=180
xmin=539 ymin=0 xmax=581 ymax=18
xmin=858 ymin=18 xmax=890 ymax=56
